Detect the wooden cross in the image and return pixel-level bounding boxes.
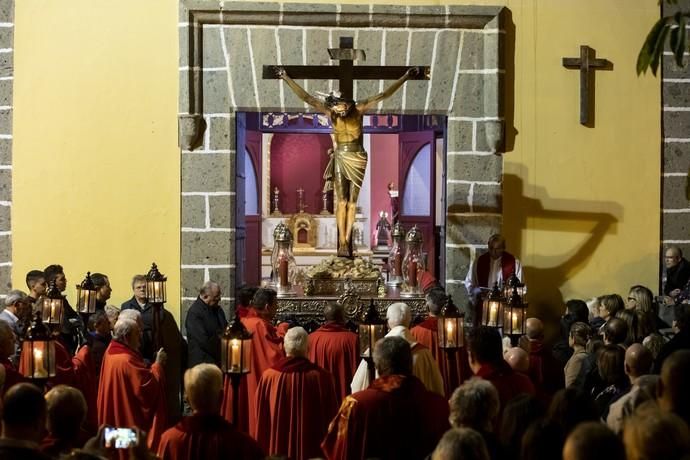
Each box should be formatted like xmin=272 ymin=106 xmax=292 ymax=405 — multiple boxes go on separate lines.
xmin=263 ymin=36 xmax=429 ymax=100
xmin=562 ymin=45 xmax=612 ymax=126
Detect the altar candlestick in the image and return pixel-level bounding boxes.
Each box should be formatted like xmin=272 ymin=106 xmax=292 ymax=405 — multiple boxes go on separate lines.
xmin=279 ymin=259 xmax=288 ymax=286
xmin=409 ymin=261 xmax=418 ymax=287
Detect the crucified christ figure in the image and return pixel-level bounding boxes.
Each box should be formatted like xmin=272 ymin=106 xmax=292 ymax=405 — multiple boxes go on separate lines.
xmin=275 ymin=66 xmax=420 ymax=257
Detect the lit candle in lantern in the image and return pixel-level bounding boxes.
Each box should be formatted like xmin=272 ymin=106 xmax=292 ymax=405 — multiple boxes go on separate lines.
xmin=279 ymin=259 xmax=288 ymax=286
xmin=231 ymin=338 xmax=241 ymax=371
xmin=33 ymin=348 xmax=47 ymax=378
xmin=394 ymin=254 xmax=402 ymax=276
xmin=409 ymin=261 xmax=418 ymax=287
xmin=50 ymin=301 xmax=58 ymax=323
xmin=511 ymin=312 xmax=518 ymax=333
xmin=446 ymin=320 xmax=455 ymax=346
xmin=489 ymin=303 xmax=498 ymax=326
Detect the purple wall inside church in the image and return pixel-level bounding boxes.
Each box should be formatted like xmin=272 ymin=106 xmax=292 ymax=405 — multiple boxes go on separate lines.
xmin=270 ymin=133 xmax=333 ymax=214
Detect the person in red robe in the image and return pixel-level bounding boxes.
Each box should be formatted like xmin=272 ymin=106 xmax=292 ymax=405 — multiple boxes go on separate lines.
xmin=236 ymin=285 xmax=258 ymax=319
xmin=157 ymin=363 xmax=263 ymax=460
xmin=254 ymin=326 xmax=338 ymax=459
xmin=308 ymin=302 xmax=358 ymax=402
xmin=322 ymin=336 xmax=449 ymax=460
xmin=522 ymin=317 xmax=564 ymax=401
xmin=467 ymin=326 xmax=535 ymax=414
xmin=410 ymin=288 xmax=471 ymax=397
xmin=221 ymin=288 xmax=285 ymax=433
xmin=97 ymin=317 xmax=167 ymax=451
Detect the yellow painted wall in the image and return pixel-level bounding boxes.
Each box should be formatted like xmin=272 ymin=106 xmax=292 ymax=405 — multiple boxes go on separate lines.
xmin=12 ymin=0 xmax=660 ymax=324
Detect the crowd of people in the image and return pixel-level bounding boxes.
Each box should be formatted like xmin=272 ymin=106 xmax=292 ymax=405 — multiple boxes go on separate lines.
xmin=0 ymin=246 xmax=687 ymax=459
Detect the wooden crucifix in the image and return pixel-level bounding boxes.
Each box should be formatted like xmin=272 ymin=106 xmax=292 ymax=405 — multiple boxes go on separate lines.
xmin=263 ymin=37 xmax=429 ymax=257
xmin=262 ymin=36 xmax=429 ymax=99
xmin=562 ymin=45 xmax=613 ymax=126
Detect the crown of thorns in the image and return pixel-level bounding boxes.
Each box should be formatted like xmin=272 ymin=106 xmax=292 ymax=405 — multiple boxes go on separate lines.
xmin=318 ymin=91 xmax=355 ymax=107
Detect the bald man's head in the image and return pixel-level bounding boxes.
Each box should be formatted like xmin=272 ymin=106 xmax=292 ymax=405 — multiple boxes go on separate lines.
xmin=624 ymin=343 xmax=653 ymax=379
xmin=525 ymin=317 xmax=544 ymax=340
xmin=504 ymin=347 xmax=530 ymax=373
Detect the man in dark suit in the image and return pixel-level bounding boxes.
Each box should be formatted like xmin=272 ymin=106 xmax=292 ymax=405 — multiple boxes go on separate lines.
xmin=185 ymin=281 xmax=227 ymax=368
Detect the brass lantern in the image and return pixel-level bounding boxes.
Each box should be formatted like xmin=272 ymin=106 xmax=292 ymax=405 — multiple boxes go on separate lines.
xmin=20 ymin=311 xmax=56 ymax=380
xmin=221 ymin=312 xmax=253 ymax=425
xmin=358 ymin=300 xmax=387 ymax=361
xmin=401 ymin=225 xmax=424 ymax=298
xmin=503 ymin=286 xmax=528 ymax=336
xmin=481 ymin=282 xmax=504 ymax=328
xmin=221 ymin=313 xmax=253 ymax=375
xmin=437 ymin=295 xmax=465 ymax=349
xmin=76 ymin=272 xmax=98 ymax=315
xmin=271 ymin=223 xmax=296 ymax=297
xmin=386 ymin=223 xmax=405 ymax=287
xmin=502 ymin=272 xmax=526 ymax=300
xmin=41 ymin=280 xmax=64 ymax=328
xmin=145 ymin=263 xmax=167 ymax=304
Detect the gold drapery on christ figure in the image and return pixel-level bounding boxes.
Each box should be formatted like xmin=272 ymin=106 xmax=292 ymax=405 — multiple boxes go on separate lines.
xmin=322 ymin=142 xmax=368 ymax=198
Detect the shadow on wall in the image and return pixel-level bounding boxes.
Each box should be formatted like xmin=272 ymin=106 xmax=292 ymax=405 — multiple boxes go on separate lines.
xmin=503 ymin=170 xmax=623 ymax=341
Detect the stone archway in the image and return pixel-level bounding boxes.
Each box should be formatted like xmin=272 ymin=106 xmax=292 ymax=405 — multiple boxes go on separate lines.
xmin=178 ymin=1 xmax=506 ymax=326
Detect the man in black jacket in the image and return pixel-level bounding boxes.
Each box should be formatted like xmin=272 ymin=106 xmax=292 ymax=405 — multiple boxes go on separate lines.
xmin=663 ymin=246 xmax=690 ymax=299
xmin=654 ymin=303 xmax=690 ymax=373
xmin=185 ymin=281 xmax=227 ymax=368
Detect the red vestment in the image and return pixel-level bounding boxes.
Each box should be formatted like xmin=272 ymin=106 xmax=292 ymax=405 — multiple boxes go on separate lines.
xmin=254 ymin=356 xmax=338 ymax=460
xmin=221 ymin=309 xmax=285 ymax=433
xmin=410 ymin=317 xmax=471 ymax=397
xmin=308 ymin=322 xmax=358 ymax=402
xmin=0 ymin=357 xmax=25 ymax=395
xmin=474 ymin=361 xmax=536 ymax=411
xmin=97 ymin=340 xmax=167 ymax=450
xmin=526 ymin=339 xmax=564 ymax=403
xmin=321 ymin=374 xmax=449 ymax=460
xmin=72 ymin=344 xmax=98 ymax=434
xmin=157 ymin=413 xmax=263 ymax=460
xmin=476 ymin=252 xmax=517 ymax=288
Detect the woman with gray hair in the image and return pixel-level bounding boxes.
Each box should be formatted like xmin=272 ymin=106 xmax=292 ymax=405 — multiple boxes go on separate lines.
xmin=253 ymin=326 xmax=338 ymax=460
xmin=449 ymin=377 xmax=500 ymax=460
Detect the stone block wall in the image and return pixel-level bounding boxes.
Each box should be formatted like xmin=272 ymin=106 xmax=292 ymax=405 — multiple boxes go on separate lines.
xmin=179 ymin=1 xmax=505 ymax=326
xmin=662 ymin=1 xmax=690 ymax=264
xmin=0 ymin=0 xmax=12 ymax=295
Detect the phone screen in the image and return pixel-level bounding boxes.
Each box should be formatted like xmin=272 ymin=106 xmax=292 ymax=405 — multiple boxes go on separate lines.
xmin=104 ymin=427 xmax=138 ymax=449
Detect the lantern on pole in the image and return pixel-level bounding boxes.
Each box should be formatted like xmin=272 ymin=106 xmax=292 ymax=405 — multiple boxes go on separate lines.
xmin=76 ymin=272 xmax=98 ymax=315
xmin=401 ymin=225 xmax=424 ymax=298
xmin=358 ymin=299 xmax=387 ymax=382
xmin=502 ymin=272 xmax=526 ymax=300
xmin=271 ymin=223 xmax=296 ymax=297
xmin=386 ymin=223 xmax=405 ymax=287
xmin=41 ymin=280 xmax=64 ymax=329
xmin=146 ymin=263 xmax=167 ymax=349
xmin=503 ymin=286 xmax=528 ymax=337
xmin=481 ymin=282 xmax=504 ymax=328
xmin=20 ymin=311 xmax=56 ymax=381
xmin=145 ymin=263 xmax=167 ymax=304
xmin=221 ymin=312 xmax=253 ymax=425
xmin=437 ymin=295 xmax=465 ymax=349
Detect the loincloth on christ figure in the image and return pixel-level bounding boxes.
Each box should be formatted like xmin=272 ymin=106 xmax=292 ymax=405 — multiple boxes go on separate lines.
xmin=322 ymin=142 xmax=368 ymax=202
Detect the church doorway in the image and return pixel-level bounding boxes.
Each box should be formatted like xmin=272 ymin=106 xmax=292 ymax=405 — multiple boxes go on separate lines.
xmin=235 ymin=112 xmax=446 ymax=288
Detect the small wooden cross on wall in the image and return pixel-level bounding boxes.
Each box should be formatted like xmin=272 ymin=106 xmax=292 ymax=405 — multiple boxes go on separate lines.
xmin=562 ymin=45 xmax=613 ymax=126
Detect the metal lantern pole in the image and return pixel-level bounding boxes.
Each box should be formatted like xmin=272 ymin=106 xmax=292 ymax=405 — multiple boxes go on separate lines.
xmin=20 ymin=311 xmax=56 ymax=389
xmin=75 ymin=272 xmax=98 ymax=345
xmin=145 ymin=263 xmax=167 ymax=350
xmin=437 ymin=295 xmax=464 ymax=393
xmin=358 ymin=299 xmax=386 ymax=383
xmin=41 ymin=280 xmax=64 ymax=330
xmin=220 ymin=312 xmax=252 ymax=425
xmin=481 ymin=282 xmax=504 ymax=329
